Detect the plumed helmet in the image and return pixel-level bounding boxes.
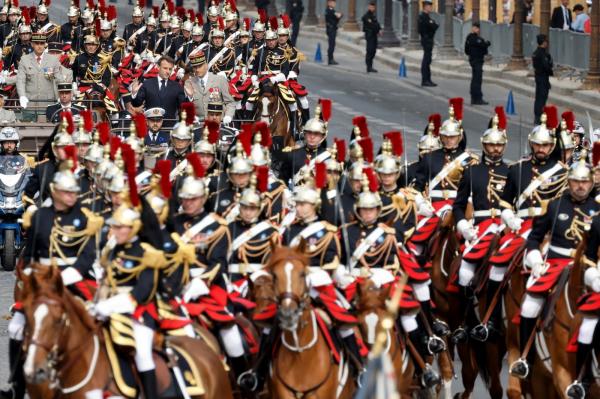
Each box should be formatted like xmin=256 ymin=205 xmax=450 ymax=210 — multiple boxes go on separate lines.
xmin=375 ymin=153 xmax=400 ymax=174
xmin=178 ymin=175 xmax=208 ymax=198
xmin=568 ymin=159 xmax=592 ymax=181
xmin=106 ymin=204 xmax=142 ymax=240
xmin=182 ymin=20 xmax=194 ymax=31
xmin=84 ymin=143 xmax=104 ymax=163
xmin=147 ymin=15 xmax=157 ymax=26
xmin=51 ymin=169 xmax=80 ymax=193
xmin=67 ymin=6 xmax=80 ymax=17
xmin=37 ymin=4 xmax=49 ymax=15
xmin=482 ymin=110 xmax=508 ymax=145
xmin=107 ymin=170 xmax=126 ymax=193
xmin=207 ymin=5 xmax=220 ymax=18
xmin=132 ymin=6 xmax=144 ymax=17
xmin=191 ymin=24 xmax=203 ymax=36
xmin=171 ymin=121 xmax=193 ymax=141
xmin=293 ymin=184 xmax=320 ymax=206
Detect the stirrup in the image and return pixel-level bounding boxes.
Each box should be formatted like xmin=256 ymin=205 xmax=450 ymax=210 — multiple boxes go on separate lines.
xmin=0 ymin=386 xmax=16 ymax=399
xmin=357 ymin=368 xmax=367 ymax=388
xmin=432 ymin=319 xmax=450 ymax=337
xmin=509 ymin=358 xmax=529 ymax=379
xmin=420 ymin=364 xmax=441 ymax=388
xmin=237 ymin=370 xmax=258 ymax=392
xmin=450 ymin=326 xmax=468 ymax=344
xmin=427 ymin=335 xmax=446 ymax=354
xmin=470 ymin=323 xmax=489 ymax=342
xmin=566 ymin=380 xmax=586 ymax=399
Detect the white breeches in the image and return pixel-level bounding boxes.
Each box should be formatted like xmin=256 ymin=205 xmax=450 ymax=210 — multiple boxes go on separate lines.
xmin=489 ymin=265 xmax=507 ymax=282
xmin=133 ymin=322 xmax=155 ymax=372
xmin=520 ymin=294 xmax=545 ymax=319
xmin=458 ymin=260 xmax=476 ymax=287
xmin=8 ymin=312 xmax=26 ymax=341
xmin=400 ymin=313 xmax=419 ymax=333
xmin=219 ymin=324 xmax=245 ymax=358
xmin=578 ymin=317 xmax=599 ymax=345
xmin=412 ymin=282 xmax=431 ymax=302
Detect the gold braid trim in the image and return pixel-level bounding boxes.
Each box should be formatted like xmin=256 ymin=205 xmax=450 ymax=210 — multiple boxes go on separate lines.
xmin=81 ymin=207 xmax=104 ymax=236
xmin=358 ymin=233 xmax=398 ymax=269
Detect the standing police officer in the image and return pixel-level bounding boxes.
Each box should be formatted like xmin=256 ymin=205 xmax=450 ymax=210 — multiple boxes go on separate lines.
xmin=532 ymin=34 xmax=553 ymax=124
xmin=361 ymin=1 xmax=381 ymax=73
xmin=464 ymin=22 xmax=490 ymax=105
xmin=325 ymin=0 xmax=342 ymax=65
xmin=418 ymin=0 xmax=438 ymax=87
xmin=287 ymin=0 xmax=304 ymax=46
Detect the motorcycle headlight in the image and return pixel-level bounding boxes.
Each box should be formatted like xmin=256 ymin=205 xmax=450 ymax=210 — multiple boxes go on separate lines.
xmin=4 ymin=196 xmax=16 ymax=209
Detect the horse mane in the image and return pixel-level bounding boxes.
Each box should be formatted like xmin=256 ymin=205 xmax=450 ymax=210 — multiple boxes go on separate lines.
xmin=63 ymin=289 xmax=97 ymax=331
xmin=266 ymin=245 xmax=309 ymax=270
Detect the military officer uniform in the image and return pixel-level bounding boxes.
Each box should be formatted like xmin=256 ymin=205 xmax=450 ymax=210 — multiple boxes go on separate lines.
xmin=3 ymin=40 xmax=33 ymax=71
xmin=276 ymin=141 xmax=330 ymax=185
xmin=123 ymin=22 xmax=145 ymax=42
xmin=72 ymin=50 xmax=113 ymax=87
xmin=205 ymin=43 xmax=236 ymax=76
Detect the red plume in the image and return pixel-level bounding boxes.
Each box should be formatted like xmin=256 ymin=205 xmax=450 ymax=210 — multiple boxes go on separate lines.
xmin=152 ymin=5 xmax=159 ymax=17
xmin=205 ymin=121 xmax=220 ymax=144
xmin=121 ymin=143 xmax=140 ymax=207
xmin=187 ymin=9 xmax=195 ymax=21
xmin=107 ymin=5 xmax=116 ymax=20
xmin=154 ymin=159 xmax=172 ymax=199
xmin=13 ymin=0 xmax=20 ymax=8
xmin=561 ymin=110 xmax=575 ymax=132
xmin=449 ymin=97 xmax=464 ymax=121
xmin=364 ymin=167 xmax=379 ymax=192
xmin=181 ymin=102 xmax=196 ymax=125
xmin=166 ymin=1 xmax=175 ymax=15
xmin=428 ymin=114 xmax=441 ymax=136
xmin=176 ymin=6 xmax=185 ymax=19
xmin=257 ymin=8 xmax=267 ymax=23
xmin=95 ymin=18 xmax=101 ymax=37
xmin=80 ymin=109 xmax=93 ymax=132
xmin=44 ymin=0 xmax=51 ymax=6
xmin=359 ymin=137 xmax=373 ymax=163
xmin=315 ymin=162 xmax=327 ymax=189
xmin=494 ymin=106 xmax=507 ymax=130
xmin=319 ymin=98 xmax=332 ymax=123
xmin=543 ymin=105 xmax=558 ymax=129
xmin=593 ymin=142 xmax=600 ymax=167
xmin=217 ymin=16 xmax=224 ymax=30
xmin=269 ymin=15 xmax=278 ymax=30
xmin=97 ymin=121 xmax=110 ymax=145
xmin=228 ymin=0 xmax=237 ymax=12
xmin=253 ymin=121 xmax=271 ymax=148
xmin=196 ymin=12 xmax=204 ymax=25
xmin=63 ymin=145 xmax=78 ymax=172
xmin=98 ymin=0 xmax=105 ymax=9
xmin=281 ymin=13 xmax=291 ymax=28
xmin=238 ymin=124 xmax=253 ymax=156
xmin=86 ymin=0 xmax=94 ymax=9
xmin=383 ymin=131 xmax=403 ymax=157
xmin=133 ymin=113 xmax=147 ymax=139
xmin=352 ymin=115 xmax=369 ymax=137
xmin=186 ymin=152 xmax=205 ymax=178
xmin=109 ymin=135 xmax=121 ymax=160
xmin=255 ymin=165 xmax=269 ymax=193
xmin=21 ymin=7 xmax=30 ymax=24
xmin=60 ymin=111 xmax=74 ymax=134
xmin=29 ymin=6 xmax=36 ymax=20
xmin=243 ymin=17 xmax=250 ymax=31
xmin=137 ymin=0 xmax=145 ymax=7
xmin=334 ymin=138 xmax=346 ymax=162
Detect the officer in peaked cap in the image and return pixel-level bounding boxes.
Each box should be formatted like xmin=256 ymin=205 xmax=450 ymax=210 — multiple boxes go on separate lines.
xmin=144 ymin=107 xmax=170 ymax=147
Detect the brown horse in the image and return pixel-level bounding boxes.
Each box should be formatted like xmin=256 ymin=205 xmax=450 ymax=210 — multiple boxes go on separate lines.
xmin=20 ymin=263 xmax=233 ymax=399
xmin=355 ymin=277 xmax=416 ymax=399
xmin=253 ymin=80 xmax=296 ymax=148
xmin=266 ymin=244 xmax=355 ymax=398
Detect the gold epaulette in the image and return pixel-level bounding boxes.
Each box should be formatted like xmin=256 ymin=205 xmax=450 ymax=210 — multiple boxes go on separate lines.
xmin=211 ymin=213 xmax=228 ymax=226
xmin=170 ymin=233 xmax=197 ymax=265
xmin=378 ymin=223 xmax=396 ymax=235
xmin=282 ymin=146 xmax=293 ymax=153
xmin=81 ymin=207 xmax=104 ymax=235
xmin=139 ymin=243 xmax=168 ymax=269
xmin=2 ymin=46 xmax=12 ymax=57
xmin=21 ymin=205 xmax=38 ymax=230
xmin=25 ymin=155 xmax=36 ymax=168
xmin=582 ymin=255 xmax=596 ymax=268
xmin=297 ymin=50 xmax=306 ymax=61
xmin=323 ymin=221 xmax=337 ymax=233
xmin=498 ymin=199 xmax=513 ymax=209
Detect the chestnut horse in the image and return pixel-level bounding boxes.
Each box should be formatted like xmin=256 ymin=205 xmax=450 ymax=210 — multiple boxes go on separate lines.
xmin=355 ymin=276 xmax=417 ymax=399
xmin=253 ymin=80 xmax=296 ymax=148
xmin=266 ymin=244 xmax=355 ymax=398
xmin=20 ymin=263 xmax=233 ymax=399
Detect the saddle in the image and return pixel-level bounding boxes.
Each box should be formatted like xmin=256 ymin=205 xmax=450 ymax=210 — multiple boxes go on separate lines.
xmin=103 ymin=315 xmax=205 ymax=398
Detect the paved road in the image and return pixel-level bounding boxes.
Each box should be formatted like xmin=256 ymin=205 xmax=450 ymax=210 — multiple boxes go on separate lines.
xmin=0 ymin=5 xmax=547 ymax=396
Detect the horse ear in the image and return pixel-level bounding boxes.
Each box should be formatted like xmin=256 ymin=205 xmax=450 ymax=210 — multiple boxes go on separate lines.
xmin=295 ymin=237 xmax=307 ymax=254
xmin=50 ymin=266 xmax=64 ymax=294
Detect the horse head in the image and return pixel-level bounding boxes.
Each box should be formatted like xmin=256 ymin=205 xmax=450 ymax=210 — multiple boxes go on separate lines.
xmin=20 ymin=263 xmax=96 ymax=385
xmin=355 ymin=275 xmax=392 ymax=347
xmin=266 ymin=241 xmax=310 ymax=331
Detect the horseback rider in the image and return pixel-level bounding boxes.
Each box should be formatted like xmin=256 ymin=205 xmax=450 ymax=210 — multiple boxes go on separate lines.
xmin=205 ymin=18 xmax=235 ymax=76
xmin=399 ymin=116 xmax=443 ymax=188
xmin=509 ymin=159 xmax=593 ymax=379
xmin=71 ymin=34 xmax=113 ymax=89
xmin=122 ymin=5 xmax=145 ymax=43
xmin=163 ymin=108 xmax=194 ymax=169
xmin=451 ymin=107 xmax=510 ymax=344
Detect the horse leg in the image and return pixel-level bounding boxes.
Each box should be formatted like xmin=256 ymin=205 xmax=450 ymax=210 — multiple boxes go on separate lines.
xmin=485 ymin=341 xmax=506 ymax=399
xmin=456 ymin=342 xmax=477 ymax=399
xmin=436 ymin=351 xmax=454 ymax=399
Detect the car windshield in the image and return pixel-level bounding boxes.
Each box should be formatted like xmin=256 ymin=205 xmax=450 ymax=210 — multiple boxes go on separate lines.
xmin=0 ymin=155 xmax=27 ymax=175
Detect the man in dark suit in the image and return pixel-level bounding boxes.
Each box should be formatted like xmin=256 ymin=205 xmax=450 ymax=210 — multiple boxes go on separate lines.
xmin=325 ymin=0 xmax=342 ymax=65
xmin=131 ymin=56 xmax=187 ymax=128
xmin=550 ymin=0 xmax=572 ymax=29
xmin=533 ymin=34 xmax=553 ymax=124
xmin=287 ymin=0 xmax=304 ymax=46
xmin=45 ymin=83 xmax=85 ymax=123
xmin=418 ymin=0 xmax=439 ymax=86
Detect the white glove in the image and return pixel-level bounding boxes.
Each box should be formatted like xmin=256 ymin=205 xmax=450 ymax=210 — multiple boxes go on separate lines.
xmin=275 ymin=72 xmax=286 ymax=82
xmin=457 ymin=219 xmax=477 ymax=241
xmin=333 ymin=265 xmax=355 ymax=289
xmin=222 ymin=115 xmax=232 ymax=125
xmin=0 ymin=75 xmax=5 ymax=84
xmin=19 ymin=96 xmax=29 ymax=109
xmin=176 ymin=68 xmax=185 ymax=79
xmin=501 ymin=208 xmax=522 ymax=231
xmin=525 ymin=249 xmax=545 ymax=278
xmin=584 ymin=267 xmax=600 ymax=293
xmin=287 ymin=71 xmax=298 ymax=80
xmin=183 ymin=277 xmax=209 ymax=302
xmin=251 ymin=74 xmax=259 ymax=88
xmin=92 ymin=293 xmax=136 ymax=319
xmin=60 ymin=267 xmax=83 ymax=286
xmin=417 ymin=201 xmax=435 ymax=217
xmin=72 ymin=82 xmax=78 ymax=92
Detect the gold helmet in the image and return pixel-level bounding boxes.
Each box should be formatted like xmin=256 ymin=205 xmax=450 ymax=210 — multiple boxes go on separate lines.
xmin=107 ymin=169 xmax=127 ymax=193
xmin=53 ymin=113 xmax=75 ymax=155
xmin=277 ymin=14 xmax=291 ymax=36
xmin=145 ymin=160 xmax=172 ymax=224
xmin=568 ymin=158 xmax=592 ymax=181
xmin=303 ymin=99 xmax=331 ymax=145
xmin=529 ymin=105 xmax=558 ymax=148
xmin=172 ymin=103 xmax=195 ymax=141
xmin=355 ymin=169 xmax=383 ymax=211
xmin=107 ymin=204 xmax=142 ymax=239
xmin=325 ymin=140 xmax=345 ymax=174
xmin=265 ymin=16 xmax=277 ymax=40
xmin=440 ymin=98 xmax=463 ymax=137
xmin=83 ymin=143 xmax=104 ymax=164
xmin=227 ymin=127 xmax=253 ymax=175
xmin=210 ymin=16 xmax=225 ymax=38
xmin=67 ymin=6 xmax=79 ymax=17
xmin=159 ymin=11 xmax=170 ymax=23
xmin=207 ymin=3 xmax=220 ymax=18
xmin=293 ymin=184 xmax=320 ymax=207
xmin=239 ymin=17 xmax=251 ymax=36
xmin=37 ymin=3 xmax=49 ymax=15
xmin=239 ymin=166 xmax=268 ymax=210
xmin=132 ymin=6 xmax=144 ymax=17
xmin=170 ymin=16 xmax=181 ymax=29
xmin=147 ymin=14 xmax=157 ymax=26
xmin=179 ymin=153 xmax=208 ymax=199
xmin=375 ymin=152 xmax=400 ymax=175
xmin=481 ymin=106 xmax=508 ymax=145
xmin=249 ymin=122 xmax=271 ymax=167
xmin=191 ymin=24 xmax=203 ymax=36
xmin=182 ymin=20 xmax=194 ymax=31
xmin=194 ymin=122 xmax=218 ymax=155
xmin=51 ymin=145 xmax=80 ymax=193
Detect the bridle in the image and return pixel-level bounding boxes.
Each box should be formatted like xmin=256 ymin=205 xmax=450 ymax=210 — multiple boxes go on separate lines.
xmin=28 ymin=295 xmax=100 ymax=394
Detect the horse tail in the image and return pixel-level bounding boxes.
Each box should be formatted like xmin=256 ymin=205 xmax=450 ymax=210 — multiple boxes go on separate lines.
xmin=472 ymin=340 xmax=491 ymax=388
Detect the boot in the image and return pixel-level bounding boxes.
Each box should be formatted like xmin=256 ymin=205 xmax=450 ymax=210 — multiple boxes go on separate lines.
xmin=138 ymin=369 xmax=158 ymax=399
xmin=251 ymin=329 xmax=276 ymax=393
xmin=565 ymin=342 xmax=592 ymax=399
xmin=451 ymin=286 xmax=472 ymax=344
xmin=509 ymin=316 xmax=536 ymax=379
xmin=0 ymin=339 xmax=25 ymax=399
xmin=407 ymin=331 xmax=441 ymax=388
xmin=300 ymin=108 xmax=310 ymax=126
xmin=471 ymin=280 xmax=502 ymax=342
xmin=420 ymin=300 xmax=450 ymax=337
xmin=230 ymin=355 xmax=257 ymax=394
xmin=342 ymin=335 xmax=366 ymax=386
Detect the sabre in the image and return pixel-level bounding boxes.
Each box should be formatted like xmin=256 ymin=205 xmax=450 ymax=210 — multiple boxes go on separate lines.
xmin=586 ymin=111 xmax=595 ymax=144
xmin=207 ymin=32 xmax=240 ymax=71
xmin=127 ymin=25 xmax=147 ymax=47
xmin=165 ymin=346 xmax=193 ymax=399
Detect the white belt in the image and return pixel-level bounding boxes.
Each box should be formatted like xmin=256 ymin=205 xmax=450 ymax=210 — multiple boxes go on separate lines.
xmin=228 ymin=263 xmax=264 ymax=274
xmin=516 ymin=207 xmax=543 ymax=218
xmin=429 ymin=190 xmax=457 ymax=199
xmin=473 ymin=209 xmax=501 ymax=218
xmin=189 ymin=267 xmax=207 ymax=278
xmin=548 ymin=245 xmax=575 ymax=258
xmin=115 ymin=287 xmax=133 ymax=294
xmin=39 ymin=257 xmax=77 ymax=266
